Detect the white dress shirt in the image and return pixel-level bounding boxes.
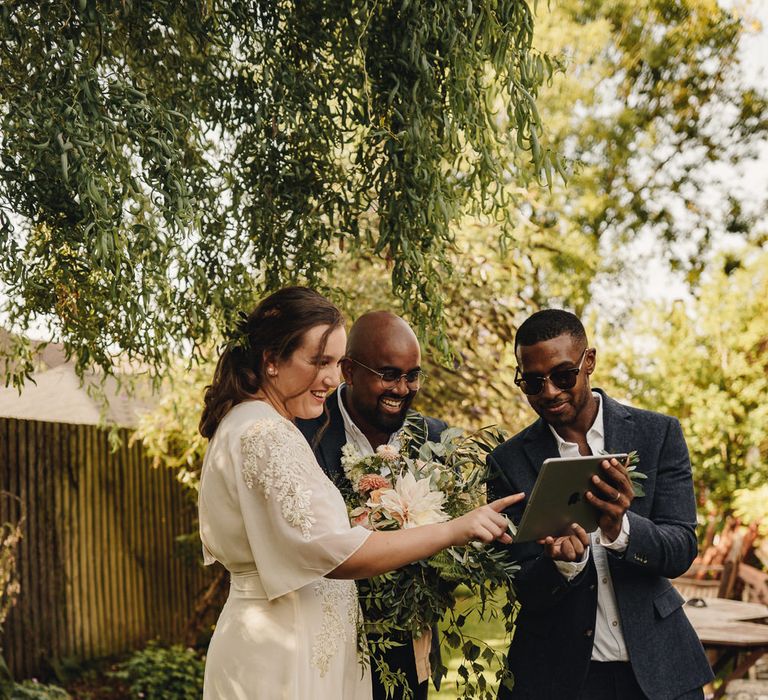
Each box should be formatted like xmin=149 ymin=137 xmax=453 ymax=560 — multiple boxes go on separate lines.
xmin=549 ymin=391 xmax=630 ymax=662
xmin=337 ymin=383 xmax=403 ymax=455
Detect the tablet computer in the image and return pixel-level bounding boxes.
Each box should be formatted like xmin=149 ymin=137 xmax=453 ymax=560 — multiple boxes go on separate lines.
xmin=512 ymin=453 xmax=628 ymax=543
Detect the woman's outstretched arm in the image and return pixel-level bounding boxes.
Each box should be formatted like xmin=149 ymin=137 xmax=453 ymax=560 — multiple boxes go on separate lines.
xmin=328 ymin=493 xmax=524 ymax=580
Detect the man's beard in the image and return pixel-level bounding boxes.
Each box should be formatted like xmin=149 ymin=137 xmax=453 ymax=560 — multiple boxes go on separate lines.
xmin=367 ymin=393 xmax=414 ymax=434
xmin=373 ymin=408 xmax=408 ymax=433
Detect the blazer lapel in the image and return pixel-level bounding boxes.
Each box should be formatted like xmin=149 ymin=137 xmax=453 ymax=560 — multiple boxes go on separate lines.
xmin=599 ymin=390 xmax=637 ymax=456
xmin=522 ymin=418 xmax=560 ymax=474
xmin=598 ymin=389 xmax=643 ymax=515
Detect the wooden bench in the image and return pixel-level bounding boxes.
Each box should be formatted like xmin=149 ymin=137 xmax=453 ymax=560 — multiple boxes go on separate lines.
xmin=723 ymin=679 xmax=768 ymax=699
xmin=739 ymin=564 xmax=768 ymax=607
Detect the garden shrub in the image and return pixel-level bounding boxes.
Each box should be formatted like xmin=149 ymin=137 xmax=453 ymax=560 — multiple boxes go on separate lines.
xmin=10 ymin=680 xmax=70 ymax=699
xmin=112 ymin=642 xmax=204 ymax=700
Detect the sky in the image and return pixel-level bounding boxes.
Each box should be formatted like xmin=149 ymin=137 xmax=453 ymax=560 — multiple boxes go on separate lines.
xmin=622 ymin=0 xmax=768 ymax=305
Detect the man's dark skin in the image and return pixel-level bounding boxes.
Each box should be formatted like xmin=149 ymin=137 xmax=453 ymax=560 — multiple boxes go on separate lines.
xmin=336 ymin=311 xmax=436 ymax=700
xmin=517 ymin=333 xmax=634 ymax=560
xmin=341 ymin=311 xmax=422 ymax=449
xmin=491 ymin=311 xmax=711 ymax=700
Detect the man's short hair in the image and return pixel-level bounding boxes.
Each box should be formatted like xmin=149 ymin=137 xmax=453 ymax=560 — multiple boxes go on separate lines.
xmin=515 ymin=309 xmax=587 ymax=349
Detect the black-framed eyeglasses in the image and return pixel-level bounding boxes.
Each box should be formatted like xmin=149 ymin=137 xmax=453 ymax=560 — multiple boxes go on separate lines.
xmin=514 ymin=348 xmax=591 ymax=396
xmin=344 ymin=357 xmax=426 ymax=388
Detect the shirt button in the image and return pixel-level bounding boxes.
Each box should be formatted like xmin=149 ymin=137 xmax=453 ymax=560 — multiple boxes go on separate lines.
xmin=596 ymin=537 xmax=601 ymax=544
xmin=612 ymin=620 xmax=618 ymax=627
xmin=602 ymin=577 xmax=608 ymax=584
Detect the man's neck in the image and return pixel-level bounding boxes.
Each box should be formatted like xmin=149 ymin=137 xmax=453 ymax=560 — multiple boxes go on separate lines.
xmin=550 ymin=393 xmax=600 ymax=455
xmin=364 ymin=431 xmax=391 ymax=450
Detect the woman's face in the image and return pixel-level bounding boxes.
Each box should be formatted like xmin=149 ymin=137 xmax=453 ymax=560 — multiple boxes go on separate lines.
xmin=267 ymin=324 xmax=346 ymax=420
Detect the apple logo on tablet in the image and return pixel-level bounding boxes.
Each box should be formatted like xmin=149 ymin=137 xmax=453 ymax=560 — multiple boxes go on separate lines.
xmin=567 ymin=492 xmax=581 ymax=506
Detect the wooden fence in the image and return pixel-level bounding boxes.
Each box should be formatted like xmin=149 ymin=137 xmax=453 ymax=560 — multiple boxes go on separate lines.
xmin=0 ymin=417 xmax=213 ymax=680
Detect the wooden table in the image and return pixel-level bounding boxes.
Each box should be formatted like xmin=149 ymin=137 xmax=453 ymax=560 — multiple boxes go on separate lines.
xmin=683 ymin=597 xmax=768 ymax=699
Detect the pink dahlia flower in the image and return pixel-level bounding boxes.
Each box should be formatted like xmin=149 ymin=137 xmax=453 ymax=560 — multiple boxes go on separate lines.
xmin=358 ymin=474 xmax=391 ymax=494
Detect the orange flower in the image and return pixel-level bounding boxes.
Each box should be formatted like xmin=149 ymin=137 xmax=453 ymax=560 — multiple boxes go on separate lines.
xmin=358 ymin=474 xmax=391 ymax=494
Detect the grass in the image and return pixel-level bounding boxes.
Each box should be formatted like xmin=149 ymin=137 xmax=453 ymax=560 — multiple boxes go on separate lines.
xmin=432 ymin=591 xmax=512 ymax=700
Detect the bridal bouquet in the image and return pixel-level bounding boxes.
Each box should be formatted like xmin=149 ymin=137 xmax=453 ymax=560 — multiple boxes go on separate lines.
xmin=340 ymin=418 xmax=519 ymax=699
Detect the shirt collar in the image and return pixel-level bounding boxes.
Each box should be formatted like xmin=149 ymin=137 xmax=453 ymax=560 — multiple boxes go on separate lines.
xmin=548 ymin=390 xmax=604 ymax=449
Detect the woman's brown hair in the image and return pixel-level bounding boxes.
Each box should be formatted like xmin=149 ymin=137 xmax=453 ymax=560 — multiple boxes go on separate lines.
xmin=199 ymin=287 xmax=344 ymax=438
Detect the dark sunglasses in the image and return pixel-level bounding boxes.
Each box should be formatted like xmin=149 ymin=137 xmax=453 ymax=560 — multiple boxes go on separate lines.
xmin=344 ymin=356 xmax=426 ymax=388
xmin=514 ymin=348 xmax=591 ymax=396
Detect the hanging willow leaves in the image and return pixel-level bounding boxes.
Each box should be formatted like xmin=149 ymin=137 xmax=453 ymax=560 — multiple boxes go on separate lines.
xmin=0 ymin=0 xmax=556 ymax=385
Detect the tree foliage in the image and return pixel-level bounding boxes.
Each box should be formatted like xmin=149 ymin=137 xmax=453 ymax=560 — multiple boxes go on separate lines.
xmin=332 ymin=0 xmax=768 ymax=431
xmin=136 ymin=0 xmax=768 ymax=494
xmin=599 ymin=245 xmax=768 ymax=514
xmin=513 ymin=0 xmax=768 ymax=295
xmin=0 ymin=0 xmax=558 ymax=386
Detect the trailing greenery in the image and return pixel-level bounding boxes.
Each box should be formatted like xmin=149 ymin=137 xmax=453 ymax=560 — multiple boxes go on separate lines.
xmin=133 ymin=0 xmax=768 ymax=531
xmin=1 ymin=1 xmax=763 ymax=400
xmin=309 ymin=0 xmax=768 ymax=432
xmin=111 ymin=642 xmax=204 ymax=700
xmin=0 ymin=0 xmax=557 ymax=386
xmin=434 ymin=589 xmax=509 ymax=699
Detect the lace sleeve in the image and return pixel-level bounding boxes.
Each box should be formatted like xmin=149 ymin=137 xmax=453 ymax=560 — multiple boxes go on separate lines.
xmin=241 ymin=418 xmax=316 ymax=539
xmin=234 ymin=415 xmax=371 ymax=600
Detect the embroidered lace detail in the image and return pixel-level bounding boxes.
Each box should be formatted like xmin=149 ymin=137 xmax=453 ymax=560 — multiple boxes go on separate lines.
xmin=240 ymin=418 xmax=316 ymax=539
xmin=311 ymin=578 xmax=360 ymax=676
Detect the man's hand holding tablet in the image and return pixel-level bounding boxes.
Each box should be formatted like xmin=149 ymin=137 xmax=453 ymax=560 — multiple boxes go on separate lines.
xmin=512 ymin=453 xmax=628 ymax=549
xmin=537 ymin=454 xmax=632 ymax=562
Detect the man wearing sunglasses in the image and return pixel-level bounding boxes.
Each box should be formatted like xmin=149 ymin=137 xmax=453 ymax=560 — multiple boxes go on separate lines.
xmin=297 ymin=310 xmax=446 ymax=700
xmin=488 ymin=309 xmax=712 ymax=700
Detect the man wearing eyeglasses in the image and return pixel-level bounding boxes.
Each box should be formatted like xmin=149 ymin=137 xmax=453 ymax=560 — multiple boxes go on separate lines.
xmin=488 ymin=309 xmax=712 ymax=700
xmin=297 ymin=310 xmax=445 ymax=700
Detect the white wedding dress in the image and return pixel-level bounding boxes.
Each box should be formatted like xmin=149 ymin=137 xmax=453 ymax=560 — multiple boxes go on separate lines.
xmin=199 ymin=400 xmax=373 ymax=699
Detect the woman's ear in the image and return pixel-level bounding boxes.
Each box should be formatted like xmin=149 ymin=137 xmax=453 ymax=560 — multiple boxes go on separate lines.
xmin=263 ymin=351 xmax=278 ymax=377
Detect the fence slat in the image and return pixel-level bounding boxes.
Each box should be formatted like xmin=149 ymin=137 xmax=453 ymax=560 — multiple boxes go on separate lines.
xmin=0 ymin=418 xmax=212 ymax=679
xmin=18 ymin=419 xmax=32 ymax=674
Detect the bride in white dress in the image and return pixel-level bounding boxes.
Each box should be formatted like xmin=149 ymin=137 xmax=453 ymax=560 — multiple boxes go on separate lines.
xmin=197 ymin=287 xmax=522 ymax=699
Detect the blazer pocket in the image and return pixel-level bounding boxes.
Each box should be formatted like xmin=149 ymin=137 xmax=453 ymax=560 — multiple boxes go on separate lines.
xmin=653 ymin=586 xmax=685 ymax=619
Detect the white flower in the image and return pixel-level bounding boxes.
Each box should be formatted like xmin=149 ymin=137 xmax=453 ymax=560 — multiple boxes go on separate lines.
xmin=376 ymin=444 xmax=400 ymax=461
xmin=341 ymin=444 xmax=365 ymax=491
xmin=341 ymin=443 xmax=363 ymax=468
xmin=372 ymin=471 xmax=449 ymax=529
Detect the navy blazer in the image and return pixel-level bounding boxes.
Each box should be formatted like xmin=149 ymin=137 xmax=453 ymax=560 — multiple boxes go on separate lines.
xmin=488 ymin=390 xmax=713 ymax=700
